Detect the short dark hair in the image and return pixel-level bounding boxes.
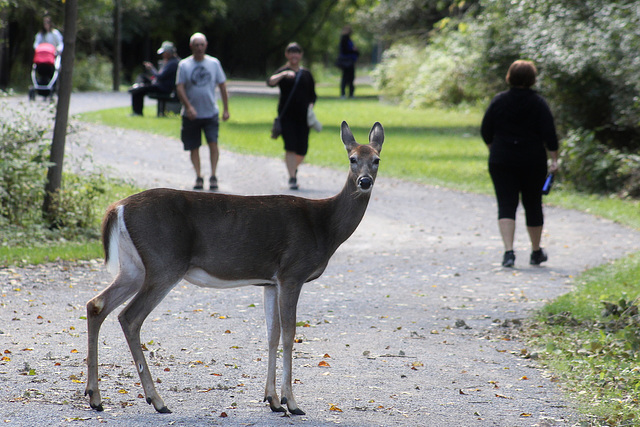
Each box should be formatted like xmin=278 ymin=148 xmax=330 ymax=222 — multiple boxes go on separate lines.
xmin=506 ymin=60 xmax=537 ymax=88
xmin=285 ymin=42 xmax=302 ymax=54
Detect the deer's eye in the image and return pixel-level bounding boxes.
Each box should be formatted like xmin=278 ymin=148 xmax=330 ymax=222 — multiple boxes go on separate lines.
xmin=373 ymin=158 xmax=380 ymax=165
xmin=350 ymin=157 xmax=357 ymax=164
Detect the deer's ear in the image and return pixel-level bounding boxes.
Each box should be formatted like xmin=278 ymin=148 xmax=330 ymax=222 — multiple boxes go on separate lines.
xmin=341 ymin=121 xmax=358 ymax=152
xmin=369 ymin=122 xmax=384 ymax=154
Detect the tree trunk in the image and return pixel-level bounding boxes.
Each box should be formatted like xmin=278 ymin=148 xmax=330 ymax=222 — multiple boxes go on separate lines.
xmin=43 ymin=0 xmax=78 ymax=224
xmin=112 ymin=0 xmax=121 ymax=91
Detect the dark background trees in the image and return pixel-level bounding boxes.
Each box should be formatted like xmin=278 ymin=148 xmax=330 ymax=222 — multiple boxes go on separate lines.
xmin=0 ymin=0 xmax=373 ymax=89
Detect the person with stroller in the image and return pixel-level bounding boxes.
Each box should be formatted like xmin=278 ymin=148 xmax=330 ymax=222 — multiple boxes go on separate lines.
xmin=33 ymin=14 xmax=64 ymax=54
xmin=32 ymin=14 xmax=63 ymax=88
xmin=128 ymin=41 xmax=180 ymax=116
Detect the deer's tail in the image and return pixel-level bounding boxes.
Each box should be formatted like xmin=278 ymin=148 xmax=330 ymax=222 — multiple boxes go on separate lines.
xmin=101 ymin=203 xmax=121 ymax=276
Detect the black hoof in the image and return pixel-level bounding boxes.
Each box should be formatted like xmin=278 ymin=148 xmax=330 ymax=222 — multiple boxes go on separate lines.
xmin=156 ymin=406 xmax=172 ymax=414
xmin=270 ymin=405 xmax=287 ymax=413
xmin=290 ymin=408 xmax=306 ymax=416
xmin=90 ymin=403 xmax=104 ymax=412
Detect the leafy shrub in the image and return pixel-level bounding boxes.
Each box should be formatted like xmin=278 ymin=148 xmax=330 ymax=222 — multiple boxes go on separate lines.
xmin=372 ymin=24 xmax=486 ymax=108
xmin=72 ymin=53 xmax=113 ymax=92
xmin=0 ymin=104 xmax=51 ymax=227
xmin=561 ymin=129 xmax=640 ymax=197
xmin=0 ymin=102 xmax=111 ymax=247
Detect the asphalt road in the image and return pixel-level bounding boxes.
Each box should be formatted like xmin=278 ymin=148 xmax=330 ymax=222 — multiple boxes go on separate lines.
xmin=1 ymin=91 xmax=639 ymax=426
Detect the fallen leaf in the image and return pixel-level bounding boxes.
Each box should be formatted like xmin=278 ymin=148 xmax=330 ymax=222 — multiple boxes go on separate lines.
xmin=520 ymin=376 xmax=529 ymax=380
xmin=318 ymin=360 xmax=330 ymax=367
xmin=329 ymin=404 xmax=343 ymax=412
xmin=219 ymin=412 xmax=228 ymax=418
xmin=323 ymin=353 xmax=331 ymax=358
xmin=520 ymin=413 xmax=532 ymax=417
xmin=118 ymin=389 xmax=128 ymax=394
xmin=495 ymin=393 xmax=512 ymax=399
xmin=70 ymin=349 xmax=78 ymax=354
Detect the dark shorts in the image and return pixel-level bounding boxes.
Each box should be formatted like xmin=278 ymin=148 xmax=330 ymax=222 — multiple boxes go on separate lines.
xmin=181 ymin=116 xmax=219 ymax=151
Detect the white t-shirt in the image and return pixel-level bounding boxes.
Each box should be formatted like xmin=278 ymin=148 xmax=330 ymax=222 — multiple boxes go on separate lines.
xmin=176 ymin=55 xmax=226 ymax=119
xmin=34 ymin=29 xmax=64 ymax=54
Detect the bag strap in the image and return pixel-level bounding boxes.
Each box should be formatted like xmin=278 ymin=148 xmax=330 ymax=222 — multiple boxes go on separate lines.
xmin=278 ymin=69 xmax=303 ymax=119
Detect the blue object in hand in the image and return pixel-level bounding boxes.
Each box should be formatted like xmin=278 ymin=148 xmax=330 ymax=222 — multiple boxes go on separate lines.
xmin=542 ymin=173 xmax=554 ymax=195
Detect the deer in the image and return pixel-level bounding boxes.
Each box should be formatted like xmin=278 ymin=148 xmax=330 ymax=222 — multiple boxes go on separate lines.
xmin=84 ymin=121 xmax=384 ymax=416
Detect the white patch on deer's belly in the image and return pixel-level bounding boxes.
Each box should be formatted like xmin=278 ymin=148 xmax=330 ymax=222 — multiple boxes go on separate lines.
xmin=184 ymin=267 xmax=275 ymax=289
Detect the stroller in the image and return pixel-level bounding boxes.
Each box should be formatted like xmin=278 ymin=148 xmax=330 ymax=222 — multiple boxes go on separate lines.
xmin=28 ymin=43 xmax=61 ymax=101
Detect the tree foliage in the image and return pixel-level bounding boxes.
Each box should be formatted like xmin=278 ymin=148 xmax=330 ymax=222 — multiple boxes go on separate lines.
xmin=1 ymin=0 xmax=360 ymax=86
xmin=372 ymin=0 xmax=640 ymax=196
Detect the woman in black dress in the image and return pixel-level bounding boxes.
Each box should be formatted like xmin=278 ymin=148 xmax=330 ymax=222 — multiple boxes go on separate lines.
xmin=267 ymin=43 xmax=317 ymax=190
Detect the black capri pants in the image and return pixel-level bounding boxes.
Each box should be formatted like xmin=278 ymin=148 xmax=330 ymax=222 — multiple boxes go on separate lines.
xmin=489 ymin=161 xmax=547 ymax=227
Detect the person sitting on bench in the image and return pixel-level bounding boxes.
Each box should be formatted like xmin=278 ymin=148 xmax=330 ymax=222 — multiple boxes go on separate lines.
xmin=128 ymin=41 xmax=179 ymax=116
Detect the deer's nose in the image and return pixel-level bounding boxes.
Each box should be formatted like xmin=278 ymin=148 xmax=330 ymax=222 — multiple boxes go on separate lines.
xmin=358 ymin=176 xmax=373 ymax=190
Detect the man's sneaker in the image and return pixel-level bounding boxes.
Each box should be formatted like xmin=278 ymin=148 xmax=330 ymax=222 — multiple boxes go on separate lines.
xmin=193 ymin=177 xmax=204 ymax=190
xmin=502 ymin=250 xmax=515 ymax=267
xmin=209 ymin=176 xmax=218 ymax=191
xmin=288 ymin=177 xmax=299 ymax=190
xmin=530 ymin=248 xmax=548 ymax=265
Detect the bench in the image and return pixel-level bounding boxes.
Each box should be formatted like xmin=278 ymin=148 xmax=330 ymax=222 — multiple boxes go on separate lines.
xmin=147 ymin=91 xmax=180 ymax=117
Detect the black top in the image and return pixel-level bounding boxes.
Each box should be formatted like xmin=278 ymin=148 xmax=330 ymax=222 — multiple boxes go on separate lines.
xmin=481 ymin=88 xmax=558 ymax=164
xmin=270 ymin=67 xmax=317 ymax=122
xmin=154 ymin=56 xmax=179 ymax=93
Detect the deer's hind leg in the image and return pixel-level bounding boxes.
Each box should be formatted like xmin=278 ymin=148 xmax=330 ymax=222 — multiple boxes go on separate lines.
xmin=85 ymin=265 xmax=144 ymax=411
xmin=117 ymin=268 xmax=186 ymax=413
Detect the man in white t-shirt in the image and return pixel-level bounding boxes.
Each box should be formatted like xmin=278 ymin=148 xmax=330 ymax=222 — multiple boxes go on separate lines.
xmin=176 ymin=32 xmax=230 ymax=191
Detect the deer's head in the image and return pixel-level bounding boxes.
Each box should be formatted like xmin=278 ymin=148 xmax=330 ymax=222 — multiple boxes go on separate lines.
xmin=341 ymin=121 xmax=384 ymax=194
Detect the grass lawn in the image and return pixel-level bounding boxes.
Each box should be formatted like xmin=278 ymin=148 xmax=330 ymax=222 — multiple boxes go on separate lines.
xmin=78 ymin=90 xmax=640 ymax=230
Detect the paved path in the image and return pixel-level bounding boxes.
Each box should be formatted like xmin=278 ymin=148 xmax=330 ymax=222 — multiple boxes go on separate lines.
xmin=1 ymin=91 xmax=639 ymax=426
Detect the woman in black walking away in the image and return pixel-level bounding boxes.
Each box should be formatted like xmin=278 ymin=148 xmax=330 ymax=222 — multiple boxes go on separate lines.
xmin=481 ymin=60 xmax=559 ymax=267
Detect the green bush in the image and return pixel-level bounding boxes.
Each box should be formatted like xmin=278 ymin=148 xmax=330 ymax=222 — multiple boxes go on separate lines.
xmin=561 ymin=129 xmax=640 ymax=197
xmin=0 ymin=106 xmax=51 ymax=227
xmin=72 ymin=53 xmax=113 ymax=92
xmin=372 ymin=24 xmax=486 ymax=108
xmin=0 ymin=102 xmax=112 ymax=247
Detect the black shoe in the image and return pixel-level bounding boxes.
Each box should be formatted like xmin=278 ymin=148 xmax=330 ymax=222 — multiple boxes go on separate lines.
xmin=209 ymin=176 xmax=218 ymax=191
xmin=193 ymin=177 xmax=204 ymax=190
xmin=288 ymin=177 xmax=298 ymax=190
xmin=530 ymin=248 xmax=548 ymax=265
xmin=502 ymin=250 xmax=515 ymax=267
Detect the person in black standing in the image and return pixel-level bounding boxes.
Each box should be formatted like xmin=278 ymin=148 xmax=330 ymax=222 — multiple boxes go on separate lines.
xmin=481 ymin=60 xmax=559 ymax=268
xmin=337 ymin=25 xmax=359 ymax=99
xmin=267 ymin=42 xmax=317 ymax=190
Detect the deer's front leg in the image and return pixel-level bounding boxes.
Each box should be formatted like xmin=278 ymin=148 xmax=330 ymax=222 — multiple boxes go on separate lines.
xmin=263 ymin=285 xmax=286 ymax=412
xmin=278 ymin=284 xmax=305 ymax=415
